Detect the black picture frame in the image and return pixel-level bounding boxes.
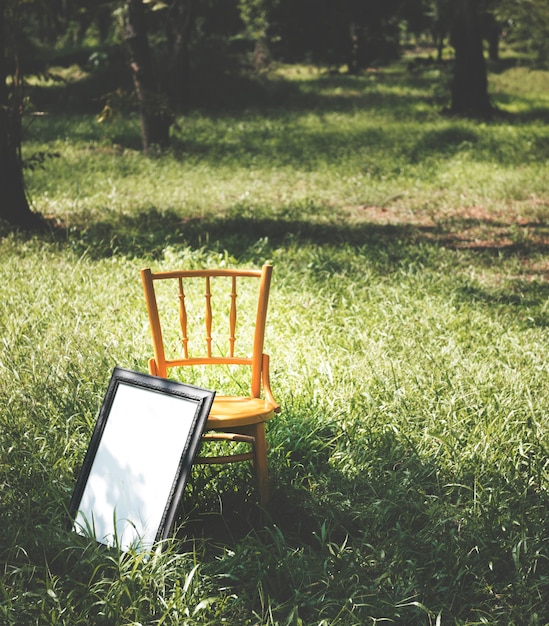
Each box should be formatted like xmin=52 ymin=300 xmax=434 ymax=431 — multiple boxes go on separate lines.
xmin=68 ymin=367 xmax=215 ymax=551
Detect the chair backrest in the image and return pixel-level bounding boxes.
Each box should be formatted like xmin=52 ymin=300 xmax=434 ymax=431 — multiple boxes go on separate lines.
xmin=141 ymin=264 xmax=273 ymax=398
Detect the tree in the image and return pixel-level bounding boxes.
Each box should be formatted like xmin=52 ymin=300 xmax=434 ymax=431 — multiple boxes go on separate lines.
xmin=124 ymin=0 xmax=172 ymax=152
xmin=448 ymin=0 xmax=493 ymax=118
xmin=480 ymin=10 xmax=501 ymax=61
xmin=122 ymin=0 xmax=241 ymax=149
xmin=163 ymin=0 xmax=195 ymax=110
xmin=266 ymin=0 xmax=404 ymax=71
xmin=0 ymin=0 xmax=43 ymax=228
xmin=238 ymin=0 xmax=270 ymax=69
xmin=496 ymin=0 xmax=549 ymax=67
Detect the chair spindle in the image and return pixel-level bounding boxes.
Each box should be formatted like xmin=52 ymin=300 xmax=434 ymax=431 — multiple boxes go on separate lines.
xmin=178 ymin=277 xmax=189 ymax=358
xmin=205 ymin=276 xmax=212 ymax=357
xmin=229 ymin=276 xmax=237 ymax=357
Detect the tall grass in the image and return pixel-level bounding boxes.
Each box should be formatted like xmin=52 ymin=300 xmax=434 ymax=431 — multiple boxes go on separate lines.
xmin=1 ymin=59 xmax=548 ymax=624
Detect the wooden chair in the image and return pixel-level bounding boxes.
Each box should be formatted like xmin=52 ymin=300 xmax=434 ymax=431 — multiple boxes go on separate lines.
xmin=140 ymin=264 xmax=280 ymax=507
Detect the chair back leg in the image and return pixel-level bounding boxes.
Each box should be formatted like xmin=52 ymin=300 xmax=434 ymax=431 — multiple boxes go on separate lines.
xmin=252 ymin=422 xmax=270 ymax=507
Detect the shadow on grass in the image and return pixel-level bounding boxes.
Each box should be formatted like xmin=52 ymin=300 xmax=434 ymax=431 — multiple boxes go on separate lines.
xmin=51 ymin=202 xmax=549 ymax=260
xmin=41 ymin=204 xmax=549 ymax=321
xmin=174 ymin=416 xmax=549 ymax=623
xmin=30 ymin=56 xmax=549 ymax=130
xmin=174 ymin=425 xmax=440 ymax=622
xmin=51 ymin=205 xmax=426 ymax=264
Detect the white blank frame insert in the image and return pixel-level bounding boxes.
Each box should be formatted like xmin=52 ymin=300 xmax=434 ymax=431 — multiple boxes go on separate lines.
xmin=68 ymin=367 xmax=215 ymax=551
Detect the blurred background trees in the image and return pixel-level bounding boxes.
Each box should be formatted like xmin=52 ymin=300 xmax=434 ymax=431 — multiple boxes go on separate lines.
xmin=2 ymin=0 xmax=548 ymax=226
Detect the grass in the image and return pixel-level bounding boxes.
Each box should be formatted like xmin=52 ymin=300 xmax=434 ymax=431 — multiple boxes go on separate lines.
xmin=1 ymin=57 xmax=549 ymax=624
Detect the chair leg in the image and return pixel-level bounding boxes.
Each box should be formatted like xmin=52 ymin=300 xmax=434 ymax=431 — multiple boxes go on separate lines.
xmin=253 ymin=422 xmax=270 ymax=508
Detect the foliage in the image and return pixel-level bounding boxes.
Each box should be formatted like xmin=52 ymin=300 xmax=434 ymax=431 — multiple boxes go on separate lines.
xmin=265 ymin=0 xmax=405 ymax=68
xmin=1 ymin=59 xmax=549 ymax=624
xmin=495 ymin=0 xmax=549 ymax=66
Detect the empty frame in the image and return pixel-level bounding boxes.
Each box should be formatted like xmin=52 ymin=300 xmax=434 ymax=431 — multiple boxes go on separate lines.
xmin=68 ymin=367 xmax=215 ymax=551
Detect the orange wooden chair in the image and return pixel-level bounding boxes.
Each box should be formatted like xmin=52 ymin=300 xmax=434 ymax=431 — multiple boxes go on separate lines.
xmin=140 ymin=264 xmax=280 ymax=506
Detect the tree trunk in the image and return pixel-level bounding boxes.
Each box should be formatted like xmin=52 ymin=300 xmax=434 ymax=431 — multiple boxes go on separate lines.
xmin=165 ymin=0 xmax=194 ymax=111
xmin=0 ymin=0 xmax=42 ymax=229
xmin=347 ymin=23 xmax=360 ymax=74
xmin=435 ymin=32 xmax=444 ymax=62
xmin=449 ymin=0 xmax=493 ymax=119
xmin=124 ymin=0 xmax=171 ymax=152
xmin=482 ymin=12 xmax=500 ymax=62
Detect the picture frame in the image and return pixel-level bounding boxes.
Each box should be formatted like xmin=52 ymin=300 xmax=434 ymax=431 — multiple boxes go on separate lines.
xmin=68 ymin=367 xmax=215 ymax=551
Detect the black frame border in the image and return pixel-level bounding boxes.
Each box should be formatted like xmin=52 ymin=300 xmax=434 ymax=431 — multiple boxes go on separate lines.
xmin=67 ymin=366 xmax=215 ymax=547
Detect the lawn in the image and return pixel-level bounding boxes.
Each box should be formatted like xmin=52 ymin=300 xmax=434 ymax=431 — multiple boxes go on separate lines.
xmin=1 ymin=57 xmax=548 ymax=624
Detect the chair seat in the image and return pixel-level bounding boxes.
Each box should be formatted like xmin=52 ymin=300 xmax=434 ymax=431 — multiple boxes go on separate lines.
xmin=207 ymin=395 xmax=277 ymax=428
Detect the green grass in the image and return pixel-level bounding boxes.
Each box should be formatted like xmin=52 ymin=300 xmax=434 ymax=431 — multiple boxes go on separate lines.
xmin=1 ymin=59 xmax=549 ymax=624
